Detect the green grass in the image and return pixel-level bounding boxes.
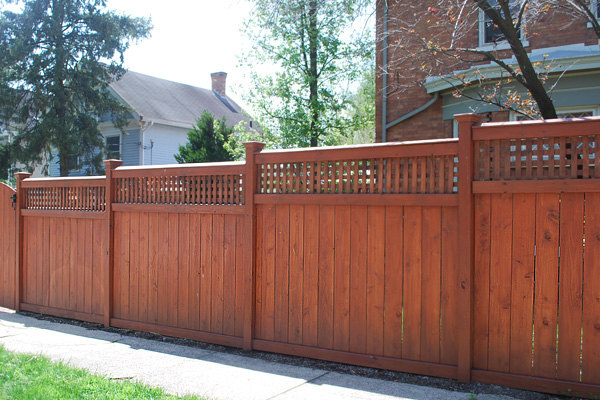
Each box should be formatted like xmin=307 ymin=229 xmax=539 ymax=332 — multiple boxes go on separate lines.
xmin=0 ymin=345 xmax=203 ymax=400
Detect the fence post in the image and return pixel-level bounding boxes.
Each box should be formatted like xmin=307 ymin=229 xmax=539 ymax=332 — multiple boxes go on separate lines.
xmin=243 ymin=141 xmax=265 ymax=351
xmin=14 ymin=172 xmax=31 ymax=312
xmin=103 ymin=159 xmax=122 ymax=328
xmin=455 ymin=113 xmax=482 ymax=383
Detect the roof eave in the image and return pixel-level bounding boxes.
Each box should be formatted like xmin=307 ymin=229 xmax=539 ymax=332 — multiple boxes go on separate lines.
xmin=423 ymin=53 xmax=600 ymax=94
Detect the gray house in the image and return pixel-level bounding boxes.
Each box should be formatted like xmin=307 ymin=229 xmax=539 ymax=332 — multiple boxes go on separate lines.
xmin=47 ymin=71 xmax=252 ymax=176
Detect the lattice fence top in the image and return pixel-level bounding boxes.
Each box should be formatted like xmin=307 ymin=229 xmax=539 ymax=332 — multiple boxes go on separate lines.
xmin=114 ymin=174 xmax=245 ymax=206
xmin=23 ymin=185 xmax=106 ymax=212
xmin=474 ymin=134 xmax=598 ymax=181
xmin=257 ymin=156 xmax=458 ymax=195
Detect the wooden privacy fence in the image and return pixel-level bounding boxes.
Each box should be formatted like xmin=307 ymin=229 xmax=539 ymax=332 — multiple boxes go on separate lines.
xmin=0 ymin=115 xmax=599 ymax=398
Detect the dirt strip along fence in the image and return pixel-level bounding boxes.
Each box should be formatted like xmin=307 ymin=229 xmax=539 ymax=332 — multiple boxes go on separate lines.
xmin=0 ymin=115 xmax=599 ymax=398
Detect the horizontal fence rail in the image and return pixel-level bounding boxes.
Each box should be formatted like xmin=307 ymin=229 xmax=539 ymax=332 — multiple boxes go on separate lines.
xmin=2 ymin=116 xmax=600 ymax=399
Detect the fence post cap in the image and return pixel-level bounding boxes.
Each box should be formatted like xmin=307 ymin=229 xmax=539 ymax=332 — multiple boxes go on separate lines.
xmin=103 ymin=159 xmax=123 ymax=169
xmin=243 ymin=141 xmax=266 ymax=153
xmin=14 ymin=172 xmax=31 ymax=180
xmin=454 ymin=113 xmax=483 ymax=124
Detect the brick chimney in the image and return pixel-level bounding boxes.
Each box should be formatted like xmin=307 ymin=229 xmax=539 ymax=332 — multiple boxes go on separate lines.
xmin=211 ymin=72 xmax=227 ymax=97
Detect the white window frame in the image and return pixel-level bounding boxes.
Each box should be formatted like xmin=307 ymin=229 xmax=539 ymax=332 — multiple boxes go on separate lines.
xmin=105 ymin=133 xmax=121 ymax=159
xmin=478 ymin=2 xmax=529 ymax=50
xmin=509 ymin=105 xmax=600 ymax=121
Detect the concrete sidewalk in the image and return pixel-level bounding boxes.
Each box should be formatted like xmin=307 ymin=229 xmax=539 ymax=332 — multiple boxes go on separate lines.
xmin=0 ymin=308 xmax=515 ymax=400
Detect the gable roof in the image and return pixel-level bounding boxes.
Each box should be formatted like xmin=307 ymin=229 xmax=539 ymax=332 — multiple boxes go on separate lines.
xmin=109 ymin=70 xmax=252 ymax=129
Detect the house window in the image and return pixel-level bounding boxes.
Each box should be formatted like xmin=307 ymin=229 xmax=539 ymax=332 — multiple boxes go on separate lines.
xmin=510 ymin=106 xmax=599 ymax=121
xmin=479 ymin=0 xmax=524 ymax=48
xmin=106 ymin=135 xmax=120 ymax=159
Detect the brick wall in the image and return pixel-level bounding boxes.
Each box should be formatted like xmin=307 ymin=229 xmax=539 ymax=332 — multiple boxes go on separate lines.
xmin=376 ymin=0 xmax=599 ymax=142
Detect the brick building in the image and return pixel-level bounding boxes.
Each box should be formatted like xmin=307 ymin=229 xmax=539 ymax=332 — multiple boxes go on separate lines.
xmin=376 ymin=0 xmax=600 ymax=142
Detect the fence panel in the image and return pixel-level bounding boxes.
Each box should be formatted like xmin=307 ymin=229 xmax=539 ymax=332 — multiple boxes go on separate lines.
xmin=252 ymin=141 xmax=460 ymax=378
xmin=18 ymin=178 xmax=107 ymax=323
xmin=473 ymin=191 xmax=600 ymax=391
xmin=0 ymin=183 xmax=16 ymax=309
xmin=109 ymin=163 xmax=246 ymax=347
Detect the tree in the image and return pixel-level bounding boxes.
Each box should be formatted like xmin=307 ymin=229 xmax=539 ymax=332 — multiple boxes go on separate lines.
xmin=0 ymin=0 xmax=151 ymax=176
xmin=343 ymin=65 xmax=375 ymax=144
xmin=241 ymin=0 xmax=373 ymax=148
xmin=384 ymin=0 xmax=599 ymax=120
xmin=174 ymin=111 xmax=237 ymax=164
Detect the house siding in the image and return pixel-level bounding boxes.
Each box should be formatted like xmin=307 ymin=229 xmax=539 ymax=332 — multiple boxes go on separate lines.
xmin=120 ymin=128 xmax=141 ymax=166
xmin=141 ymin=123 xmax=190 ymax=165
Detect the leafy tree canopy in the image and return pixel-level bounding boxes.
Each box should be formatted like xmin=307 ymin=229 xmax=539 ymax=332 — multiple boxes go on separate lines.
xmin=241 ymin=0 xmax=374 ymax=148
xmin=174 ymin=111 xmax=237 ymax=164
xmin=0 ymin=0 xmax=151 ymax=176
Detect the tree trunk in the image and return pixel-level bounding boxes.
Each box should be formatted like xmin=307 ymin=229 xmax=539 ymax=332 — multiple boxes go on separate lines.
xmin=308 ymin=0 xmax=319 ymax=147
xmin=52 ymin=0 xmax=70 ymax=176
xmin=477 ymin=0 xmax=558 ymax=119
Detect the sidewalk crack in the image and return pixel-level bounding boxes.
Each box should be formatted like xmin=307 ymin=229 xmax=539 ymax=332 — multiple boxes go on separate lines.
xmin=265 ymin=371 xmax=330 ymax=400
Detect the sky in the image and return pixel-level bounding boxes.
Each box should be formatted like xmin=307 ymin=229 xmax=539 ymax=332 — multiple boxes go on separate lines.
xmin=105 ymin=0 xmax=254 ymax=101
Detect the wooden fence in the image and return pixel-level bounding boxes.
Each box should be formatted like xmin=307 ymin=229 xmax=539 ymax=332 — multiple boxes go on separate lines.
xmin=0 ymin=115 xmax=599 ymax=398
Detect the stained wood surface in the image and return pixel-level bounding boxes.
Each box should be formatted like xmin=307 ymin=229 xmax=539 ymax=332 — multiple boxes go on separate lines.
xmin=111 ymin=211 xmax=245 ymax=337
xmin=0 ymin=184 xmax=16 ymax=309
xmin=21 ymin=215 xmax=105 ymax=318
xmin=254 ymin=203 xmax=459 ymax=367
xmin=473 ymin=192 xmax=600 ymax=387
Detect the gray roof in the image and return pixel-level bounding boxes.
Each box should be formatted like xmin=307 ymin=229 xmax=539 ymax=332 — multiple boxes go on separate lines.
xmin=109 ymin=70 xmax=252 ymax=129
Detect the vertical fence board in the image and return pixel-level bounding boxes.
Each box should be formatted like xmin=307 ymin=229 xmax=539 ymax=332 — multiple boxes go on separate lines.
xmin=349 ymin=205 xmax=367 ymax=354
xmin=302 ymin=204 xmax=319 ymax=347
xmin=274 ymin=205 xmax=290 ymax=343
xmin=366 ymin=206 xmax=385 ymax=356
xmin=318 ymin=205 xmax=335 ymax=349
xmin=288 ymin=205 xmax=304 ymax=345
xmin=148 ymin=212 xmax=159 ymax=325
xmin=533 ymin=194 xmax=560 ymax=379
xmin=200 ymin=214 xmax=212 ymax=331
xmin=157 ymin=213 xmax=169 ymax=325
xmin=235 ymin=214 xmax=245 ymax=337
xmin=223 ymin=214 xmax=236 ymax=336
xmin=333 ymin=205 xmax=350 ymax=352
xmin=260 ymin=205 xmax=276 ymax=341
xmin=210 ymin=214 xmax=224 ymax=333
xmin=138 ymin=213 xmax=149 ymax=323
xmin=557 ymin=193 xmax=584 ymax=382
xmin=129 ymin=212 xmax=139 ymax=322
xmin=421 ymin=206 xmax=442 ymax=364
xmin=473 ymin=194 xmax=491 ymax=370
xmin=509 ymin=193 xmax=536 ymax=376
xmin=440 ymin=206 xmax=459 ymax=366
xmin=178 ymin=214 xmax=190 ymax=329
xmin=384 ymin=206 xmax=403 ymax=359
xmin=582 ymin=192 xmax=600 ymax=384
xmin=188 ymin=213 xmax=201 ymax=331
xmin=488 ymin=194 xmax=513 ymax=372
xmin=403 ymin=206 xmax=422 ymax=361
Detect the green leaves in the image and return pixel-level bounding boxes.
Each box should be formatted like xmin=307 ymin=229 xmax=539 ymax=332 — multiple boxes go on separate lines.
xmin=241 ymin=0 xmax=374 ymax=148
xmin=0 ymin=0 xmax=151 ymax=176
xmin=174 ymin=111 xmax=237 ymax=164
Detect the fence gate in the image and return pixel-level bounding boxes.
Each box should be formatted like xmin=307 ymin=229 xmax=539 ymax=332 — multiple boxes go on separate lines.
xmin=0 ymin=183 xmax=16 ymax=309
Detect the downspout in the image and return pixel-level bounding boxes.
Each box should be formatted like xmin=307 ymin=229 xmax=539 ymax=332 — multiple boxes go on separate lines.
xmin=380 ymin=0 xmax=440 ymax=138
xmin=386 ymin=92 xmax=440 ymax=130
xmin=382 ymin=0 xmax=389 ymax=142
xmin=139 ymin=117 xmax=154 ymax=165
